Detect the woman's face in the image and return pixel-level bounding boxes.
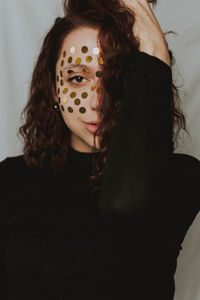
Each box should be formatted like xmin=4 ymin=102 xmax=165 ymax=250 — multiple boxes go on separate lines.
xmin=55 ymin=27 xmax=103 ymax=153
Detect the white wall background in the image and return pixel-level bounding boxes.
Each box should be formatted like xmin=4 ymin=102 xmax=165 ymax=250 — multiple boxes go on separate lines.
xmin=0 ymin=0 xmax=200 ymax=299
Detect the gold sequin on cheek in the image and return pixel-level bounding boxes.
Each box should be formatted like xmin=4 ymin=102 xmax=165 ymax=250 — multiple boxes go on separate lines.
xmin=62 ymin=96 xmax=68 ymax=104
xmin=60 ymin=79 xmax=64 ymax=86
xmin=63 ymin=51 xmax=66 ymax=58
xmin=61 ymin=60 xmax=64 ymax=67
xmin=92 ymin=47 xmax=100 ymax=55
xmin=74 ymin=98 xmax=81 ymax=105
xmin=91 ymin=84 xmax=96 ymax=91
xmin=70 ymin=92 xmax=76 ymax=98
xmin=98 ymin=57 xmax=104 ymax=65
xmin=79 ymin=107 xmax=86 ymax=114
xmin=96 ymin=71 xmax=103 ymax=78
xmin=86 ymin=56 xmax=93 ymax=63
xmin=75 ymin=57 xmax=81 ymax=64
xmin=68 ymin=56 xmax=73 ymax=63
xmin=68 ymin=107 xmax=73 ymax=113
xmin=61 ymin=105 xmax=65 ymax=112
xmin=81 ymin=46 xmax=88 ymax=53
xmin=70 ymin=47 xmax=75 ymax=54
xmin=62 ymin=88 xmax=68 ymax=94
xmin=81 ymin=92 xmax=88 ymax=99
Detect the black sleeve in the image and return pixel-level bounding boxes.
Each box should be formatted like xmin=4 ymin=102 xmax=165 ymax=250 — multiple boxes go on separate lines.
xmin=98 ymin=51 xmax=174 ymax=216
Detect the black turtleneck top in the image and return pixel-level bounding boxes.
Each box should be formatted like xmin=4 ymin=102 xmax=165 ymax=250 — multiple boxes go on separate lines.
xmin=0 ymin=52 xmax=200 ymax=300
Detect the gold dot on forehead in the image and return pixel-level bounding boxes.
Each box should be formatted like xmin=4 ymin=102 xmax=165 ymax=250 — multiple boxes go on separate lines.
xmin=70 ymin=92 xmax=76 ymax=98
xmin=63 ymin=51 xmax=66 ymax=57
xmin=91 ymin=84 xmax=96 ymax=91
xmin=79 ymin=107 xmax=86 ymax=114
xmin=61 ymin=105 xmax=65 ymax=112
xmin=75 ymin=57 xmax=81 ymax=64
xmin=70 ymin=47 xmax=75 ymax=54
xmin=61 ymin=60 xmax=64 ymax=67
xmin=96 ymin=71 xmax=103 ymax=78
xmin=86 ymin=56 xmax=93 ymax=63
xmin=68 ymin=107 xmax=73 ymax=113
xmin=62 ymin=88 xmax=68 ymax=94
xmin=60 ymin=79 xmax=64 ymax=86
xmin=98 ymin=57 xmax=104 ymax=65
xmin=62 ymin=96 xmax=68 ymax=104
xmin=81 ymin=46 xmax=88 ymax=53
xmin=74 ymin=98 xmax=81 ymax=105
xmin=92 ymin=47 xmax=100 ymax=55
xmin=81 ymin=92 xmax=88 ymax=99
xmin=68 ymin=56 xmax=73 ymax=63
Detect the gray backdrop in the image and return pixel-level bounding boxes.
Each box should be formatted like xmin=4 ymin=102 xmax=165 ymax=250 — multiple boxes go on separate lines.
xmin=0 ymin=0 xmax=200 ymax=299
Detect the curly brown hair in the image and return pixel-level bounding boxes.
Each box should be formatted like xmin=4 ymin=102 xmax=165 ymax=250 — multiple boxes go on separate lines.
xmin=18 ymin=0 xmax=188 ymax=191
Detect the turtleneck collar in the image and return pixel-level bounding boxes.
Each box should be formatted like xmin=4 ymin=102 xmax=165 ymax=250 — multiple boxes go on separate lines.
xmin=68 ymin=145 xmax=100 ymax=159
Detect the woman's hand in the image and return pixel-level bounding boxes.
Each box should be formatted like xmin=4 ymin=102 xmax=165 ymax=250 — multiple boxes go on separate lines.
xmin=121 ymin=0 xmax=171 ymax=66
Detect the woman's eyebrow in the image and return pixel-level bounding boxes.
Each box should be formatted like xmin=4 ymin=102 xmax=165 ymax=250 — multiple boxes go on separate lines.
xmin=63 ymin=64 xmax=93 ymax=71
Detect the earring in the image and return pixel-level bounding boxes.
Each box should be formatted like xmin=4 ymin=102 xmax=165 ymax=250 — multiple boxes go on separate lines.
xmin=54 ymin=102 xmax=60 ymax=111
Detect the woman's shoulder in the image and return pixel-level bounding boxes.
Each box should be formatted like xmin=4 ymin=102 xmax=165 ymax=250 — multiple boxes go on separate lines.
xmin=171 ymin=153 xmax=200 ymax=213
xmin=171 ymin=152 xmax=200 ymax=174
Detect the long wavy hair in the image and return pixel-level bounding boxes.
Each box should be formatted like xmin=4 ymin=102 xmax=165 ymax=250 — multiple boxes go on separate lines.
xmin=18 ymin=0 xmax=188 ymax=191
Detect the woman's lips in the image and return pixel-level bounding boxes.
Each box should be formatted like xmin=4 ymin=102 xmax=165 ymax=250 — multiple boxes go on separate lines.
xmin=84 ymin=122 xmax=100 ymax=134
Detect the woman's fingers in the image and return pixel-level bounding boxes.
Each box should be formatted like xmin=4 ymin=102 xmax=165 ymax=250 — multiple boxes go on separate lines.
xmin=121 ymin=0 xmax=171 ymax=66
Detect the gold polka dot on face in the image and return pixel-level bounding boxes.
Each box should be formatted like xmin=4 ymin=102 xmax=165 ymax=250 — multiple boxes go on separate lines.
xmin=91 ymin=84 xmax=96 ymax=91
xmin=68 ymin=70 xmax=74 ymax=74
xmin=92 ymin=47 xmax=100 ymax=55
xmin=68 ymin=56 xmax=73 ymax=63
xmin=79 ymin=107 xmax=86 ymax=114
xmin=68 ymin=107 xmax=73 ymax=113
xmin=60 ymin=70 xmax=63 ymax=77
xmin=60 ymin=79 xmax=64 ymax=86
xmin=98 ymin=57 xmax=104 ymax=65
xmin=83 ymin=68 xmax=89 ymax=74
xmin=70 ymin=47 xmax=75 ymax=54
xmin=61 ymin=105 xmax=65 ymax=112
xmin=63 ymin=51 xmax=66 ymax=58
xmin=57 ymin=75 xmax=59 ymax=82
xmin=61 ymin=60 xmax=64 ymax=67
xmin=81 ymin=92 xmax=88 ymax=99
xmin=81 ymin=46 xmax=88 ymax=53
xmin=57 ymin=88 xmax=60 ymax=94
xmin=96 ymin=71 xmax=103 ymax=78
xmin=74 ymin=98 xmax=81 ymax=105
xmin=86 ymin=56 xmax=93 ymax=63
xmin=58 ymin=97 xmax=61 ymax=103
xmin=62 ymin=88 xmax=68 ymax=94
xmin=75 ymin=57 xmax=81 ymax=64
xmin=70 ymin=92 xmax=76 ymax=98
xmin=62 ymin=96 xmax=68 ymax=104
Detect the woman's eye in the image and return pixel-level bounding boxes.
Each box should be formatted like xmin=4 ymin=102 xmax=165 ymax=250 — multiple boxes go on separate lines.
xmin=68 ymin=75 xmax=87 ymax=84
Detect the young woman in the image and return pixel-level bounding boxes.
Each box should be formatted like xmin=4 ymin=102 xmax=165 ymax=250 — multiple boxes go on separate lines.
xmin=0 ymin=0 xmax=199 ymax=299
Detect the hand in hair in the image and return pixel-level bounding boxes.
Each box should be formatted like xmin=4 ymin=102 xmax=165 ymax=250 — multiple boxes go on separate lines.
xmin=121 ymin=0 xmax=171 ymax=66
